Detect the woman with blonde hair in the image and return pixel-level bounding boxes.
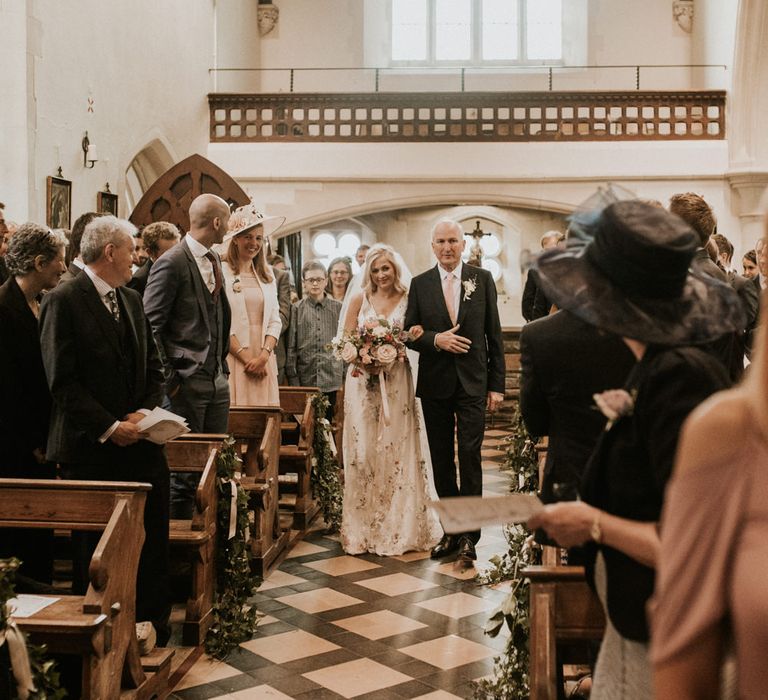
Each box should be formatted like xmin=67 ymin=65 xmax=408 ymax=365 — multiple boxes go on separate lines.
xmin=221 ymin=205 xmax=284 ymax=406
xmin=652 ymin=202 xmax=768 ymax=699
xmin=339 ymin=243 xmax=443 ymax=556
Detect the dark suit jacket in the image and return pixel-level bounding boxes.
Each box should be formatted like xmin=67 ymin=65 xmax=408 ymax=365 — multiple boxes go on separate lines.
xmin=127 ymin=258 xmax=153 ymax=296
xmin=58 ymin=260 xmax=83 ymax=285
xmin=521 ymin=271 xmax=538 ymax=322
xmin=0 ymin=278 xmax=53 ymax=473
xmin=0 ymin=258 xmax=9 ymax=286
xmin=728 ymin=270 xmax=759 ymax=358
xmin=405 ymin=264 xmax=505 ymax=399
xmin=40 ymin=273 xmax=165 ymax=468
xmin=581 ymin=345 xmax=730 ymax=642
xmin=273 ymin=267 xmax=291 ymax=379
xmin=143 ymin=239 xmax=231 ymax=392
xmin=520 ymin=311 xmax=635 ymax=503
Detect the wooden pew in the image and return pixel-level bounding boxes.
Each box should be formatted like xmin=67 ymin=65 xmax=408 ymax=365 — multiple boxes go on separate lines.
xmin=278 ymin=387 xmax=320 ymax=530
xmin=524 ymin=565 xmax=605 ymax=700
xmin=227 ymin=407 xmax=289 ymax=576
xmin=164 ymin=439 xmax=221 ymax=646
xmin=0 ymin=478 xmax=173 ymax=699
xmin=525 ymin=439 xmax=605 ymax=700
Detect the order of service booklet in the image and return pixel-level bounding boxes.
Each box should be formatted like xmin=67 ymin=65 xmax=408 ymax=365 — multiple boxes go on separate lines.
xmin=430 ymin=494 xmax=543 ymax=534
xmin=137 ymin=407 xmax=190 ymax=444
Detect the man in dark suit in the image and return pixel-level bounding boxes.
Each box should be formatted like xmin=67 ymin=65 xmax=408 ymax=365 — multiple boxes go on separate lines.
xmin=40 ymin=215 xmax=170 ymax=641
xmin=143 ymin=194 xmax=231 ymax=517
xmin=522 ymin=231 xmax=564 ymax=322
xmin=59 ymin=211 xmax=105 ymax=284
xmin=405 ymin=219 xmax=505 ymax=563
xmin=520 ymin=311 xmax=635 ymax=507
xmin=127 ymin=221 xmax=180 ymax=296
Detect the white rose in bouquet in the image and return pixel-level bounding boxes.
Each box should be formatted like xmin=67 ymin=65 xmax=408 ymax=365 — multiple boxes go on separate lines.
xmin=375 ymin=343 xmax=398 ymax=366
xmin=340 ymin=342 xmax=358 ymax=363
xmin=372 ymin=325 xmax=388 ymax=338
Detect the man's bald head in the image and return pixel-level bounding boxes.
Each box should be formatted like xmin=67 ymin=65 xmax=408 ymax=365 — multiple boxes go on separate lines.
xmin=188 ymin=194 xmax=230 ymax=247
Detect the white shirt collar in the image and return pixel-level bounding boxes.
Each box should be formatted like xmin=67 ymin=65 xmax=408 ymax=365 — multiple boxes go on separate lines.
xmin=73 ymin=257 xmax=85 ymax=270
xmin=83 ymin=265 xmax=115 ymax=297
xmin=185 ymin=232 xmax=210 ymax=258
xmin=438 ymin=261 xmax=462 ymax=280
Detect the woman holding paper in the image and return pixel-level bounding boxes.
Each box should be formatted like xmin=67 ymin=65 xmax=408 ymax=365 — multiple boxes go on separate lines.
xmin=526 ymin=200 xmax=738 ymax=699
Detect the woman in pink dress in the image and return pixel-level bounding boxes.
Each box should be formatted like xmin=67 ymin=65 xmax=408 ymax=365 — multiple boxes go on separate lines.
xmin=652 ymin=223 xmax=768 ymax=699
xmin=222 ymin=205 xmax=284 ymax=407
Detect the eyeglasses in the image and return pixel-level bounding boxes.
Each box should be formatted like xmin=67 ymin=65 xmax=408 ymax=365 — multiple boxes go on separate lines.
xmin=304 ymin=277 xmax=326 ymax=284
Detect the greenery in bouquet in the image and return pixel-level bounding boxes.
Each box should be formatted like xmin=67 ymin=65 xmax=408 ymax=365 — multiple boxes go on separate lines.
xmin=332 ymin=316 xmax=411 ymax=379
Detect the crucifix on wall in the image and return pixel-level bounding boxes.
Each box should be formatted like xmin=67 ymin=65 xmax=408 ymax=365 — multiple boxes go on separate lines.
xmin=465 ymin=220 xmax=491 ymax=267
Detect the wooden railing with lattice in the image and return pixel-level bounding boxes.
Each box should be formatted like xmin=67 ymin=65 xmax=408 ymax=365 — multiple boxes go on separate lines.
xmin=208 ymin=91 xmax=725 ymax=143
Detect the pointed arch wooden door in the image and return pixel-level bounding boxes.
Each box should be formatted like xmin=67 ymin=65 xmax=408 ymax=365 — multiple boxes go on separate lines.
xmin=129 ymin=153 xmax=249 ymax=231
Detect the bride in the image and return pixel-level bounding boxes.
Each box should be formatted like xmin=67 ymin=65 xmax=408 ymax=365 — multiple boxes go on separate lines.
xmin=339 ymin=244 xmax=443 ymax=556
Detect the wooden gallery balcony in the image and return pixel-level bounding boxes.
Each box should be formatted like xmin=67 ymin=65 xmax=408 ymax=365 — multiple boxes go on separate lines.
xmin=208 ymin=91 xmax=725 ymax=143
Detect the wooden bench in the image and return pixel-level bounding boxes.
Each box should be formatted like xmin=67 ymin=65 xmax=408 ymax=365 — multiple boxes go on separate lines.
xmin=525 ymin=438 xmax=605 ymax=700
xmin=278 ymin=387 xmax=320 ymax=530
xmin=227 ymin=407 xmax=289 ymax=576
xmin=164 ymin=439 xmax=221 ymax=646
xmin=524 ymin=565 xmax=605 ymax=700
xmin=0 ymin=478 xmax=173 ymax=699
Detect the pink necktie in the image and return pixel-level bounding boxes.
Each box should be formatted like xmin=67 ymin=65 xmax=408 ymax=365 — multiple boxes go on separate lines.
xmin=443 ymin=273 xmax=457 ymax=324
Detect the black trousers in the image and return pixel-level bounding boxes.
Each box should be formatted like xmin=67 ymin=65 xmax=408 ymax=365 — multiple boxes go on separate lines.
xmin=62 ymin=446 xmax=171 ymax=643
xmin=420 ymin=383 xmax=485 ymax=544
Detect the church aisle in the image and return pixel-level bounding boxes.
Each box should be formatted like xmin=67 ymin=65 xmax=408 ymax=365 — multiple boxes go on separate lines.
xmin=170 ymin=421 xmax=514 ymax=699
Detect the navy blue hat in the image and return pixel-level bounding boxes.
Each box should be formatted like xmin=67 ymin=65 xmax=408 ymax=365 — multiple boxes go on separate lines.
xmin=533 ymin=200 xmax=745 ymax=345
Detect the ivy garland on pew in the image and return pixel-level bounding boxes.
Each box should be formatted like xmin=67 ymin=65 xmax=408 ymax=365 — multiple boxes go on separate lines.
xmin=473 ymin=409 xmax=541 ymax=700
xmin=0 ymin=558 xmax=65 ymax=699
xmin=310 ymin=393 xmax=343 ymax=533
xmin=205 ymin=437 xmax=260 ymax=660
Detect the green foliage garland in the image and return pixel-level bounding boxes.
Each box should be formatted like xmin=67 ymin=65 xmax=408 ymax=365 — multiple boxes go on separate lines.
xmin=310 ymin=393 xmax=344 ymax=533
xmin=205 ymin=437 xmax=260 ymax=659
xmin=473 ymin=409 xmax=540 ymax=700
xmin=0 ymin=558 xmax=66 ymax=699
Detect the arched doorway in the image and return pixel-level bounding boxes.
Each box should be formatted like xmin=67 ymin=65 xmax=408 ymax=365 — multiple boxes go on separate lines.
xmin=129 ymin=153 xmax=250 ymax=231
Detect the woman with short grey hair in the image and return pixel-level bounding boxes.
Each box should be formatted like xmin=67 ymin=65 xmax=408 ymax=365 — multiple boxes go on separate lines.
xmin=0 ymin=221 xmax=67 ymax=584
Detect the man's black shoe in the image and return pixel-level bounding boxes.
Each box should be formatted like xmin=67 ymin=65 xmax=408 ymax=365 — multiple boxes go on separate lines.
xmin=430 ymin=534 xmax=458 ymax=559
xmin=456 ymin=536 xmax=477 ymax=564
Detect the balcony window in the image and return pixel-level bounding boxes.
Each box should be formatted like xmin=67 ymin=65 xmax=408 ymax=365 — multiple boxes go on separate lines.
xmin=391 ymin=0 xmax=563 ymax=65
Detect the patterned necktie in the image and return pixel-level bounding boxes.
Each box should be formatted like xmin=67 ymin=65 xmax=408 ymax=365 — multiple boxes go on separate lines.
xmin=204 ymin=251 xmax=223 ymax=300
xmin=106 ymin=290 xmax=120 ymax=322
xmin=443 ymin=273 xmax=457 ymax=324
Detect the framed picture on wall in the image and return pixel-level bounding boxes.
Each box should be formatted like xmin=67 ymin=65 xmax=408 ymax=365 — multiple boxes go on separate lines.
xmin=46 ymin=175 xmax=72 ymax=229
xmin=97 ymin=189 xmax=118 ymax=216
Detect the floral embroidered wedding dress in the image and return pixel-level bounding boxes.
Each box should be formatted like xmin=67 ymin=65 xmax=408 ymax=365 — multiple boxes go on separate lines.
xmin=340 ymin=294 xmax=443 ymax=555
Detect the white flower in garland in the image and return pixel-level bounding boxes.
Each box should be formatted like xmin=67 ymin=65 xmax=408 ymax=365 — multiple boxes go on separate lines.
xmin=462 ymin=276 xmax=477 ymax=301
xmin=232 ymin=277 xmax=242 ymax=293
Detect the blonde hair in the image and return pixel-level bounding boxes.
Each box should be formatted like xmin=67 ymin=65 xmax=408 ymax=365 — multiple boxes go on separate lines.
xmin=226 ymin=225 xmax=273 ymax=283
xmin=361 ymin=244 xmax=408 ymax=295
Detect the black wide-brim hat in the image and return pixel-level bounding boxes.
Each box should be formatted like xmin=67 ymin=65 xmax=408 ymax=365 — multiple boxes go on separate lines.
xmin=533 ymin=200 xmax=745 ymax=346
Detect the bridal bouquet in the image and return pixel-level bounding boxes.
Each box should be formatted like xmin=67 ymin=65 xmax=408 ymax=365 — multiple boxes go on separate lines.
xmin=332 ymin=316 xmax=410 ymax=378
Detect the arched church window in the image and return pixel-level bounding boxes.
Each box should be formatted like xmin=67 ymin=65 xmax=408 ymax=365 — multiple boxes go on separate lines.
xmin=312 ymin=229 xmax=363 ymax=272
xmin=391 ymin=0 xmax=562 ymax=65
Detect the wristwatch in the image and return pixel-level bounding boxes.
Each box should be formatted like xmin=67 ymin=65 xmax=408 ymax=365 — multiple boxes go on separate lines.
xmin=262 ymin=346 xmax=273 ymax=355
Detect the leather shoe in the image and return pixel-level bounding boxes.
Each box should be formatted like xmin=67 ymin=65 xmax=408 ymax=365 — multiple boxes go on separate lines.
xmin=430 ymin=534 xmax=458 ymax=559
xmin=456 ymin=536 xmax=477 ymax=564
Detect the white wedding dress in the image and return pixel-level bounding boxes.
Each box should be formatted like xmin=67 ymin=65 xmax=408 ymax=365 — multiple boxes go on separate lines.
xmin=340 ymin=293 xmax=443 ymax=556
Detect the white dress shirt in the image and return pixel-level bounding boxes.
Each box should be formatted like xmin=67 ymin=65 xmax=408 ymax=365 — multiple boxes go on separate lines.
xmin=185 ymin=233 xmax=217 ymax=293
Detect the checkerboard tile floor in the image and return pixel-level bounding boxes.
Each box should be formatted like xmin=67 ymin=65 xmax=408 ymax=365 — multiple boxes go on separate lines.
xmin=170 ymin=413 xmax=515 ymax=699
